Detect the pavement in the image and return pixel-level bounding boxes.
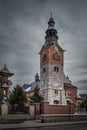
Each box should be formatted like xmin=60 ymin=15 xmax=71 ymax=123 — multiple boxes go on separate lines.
xmin=0 ymin=120 xmax=87 ymax=129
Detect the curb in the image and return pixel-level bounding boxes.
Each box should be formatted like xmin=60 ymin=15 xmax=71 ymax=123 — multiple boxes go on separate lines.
xmin=0 ymin=121 xmax=87 ymax=130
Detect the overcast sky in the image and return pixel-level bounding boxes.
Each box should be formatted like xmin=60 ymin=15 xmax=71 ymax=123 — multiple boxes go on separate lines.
xmin=0 ymin=0 xmax=87 ymax=94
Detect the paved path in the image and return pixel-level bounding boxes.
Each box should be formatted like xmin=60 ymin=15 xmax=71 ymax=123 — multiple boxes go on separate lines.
xmin=0 ymin=120 xmax=87 ymax=129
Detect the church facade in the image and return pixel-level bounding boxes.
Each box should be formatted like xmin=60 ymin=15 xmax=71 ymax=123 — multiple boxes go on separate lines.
xmin=23 ymin=15 xmax=77 ymax=107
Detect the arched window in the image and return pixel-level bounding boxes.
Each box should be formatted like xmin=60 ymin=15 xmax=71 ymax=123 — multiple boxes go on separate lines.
xmin=43 ymin=67 xmax=46 ymax=73
xmin=54 ymin=66 xmax=59 ymax=72
xmin=42 ymin=53 xmax=47 ymax=62
xmin=66 ymin=99 xmax=73 ymax=105
xmin=53 ymin=52 xmax=60 ymax=60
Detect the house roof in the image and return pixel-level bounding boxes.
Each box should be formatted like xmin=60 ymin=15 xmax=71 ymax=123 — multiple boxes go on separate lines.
xmin=23 ymin=81 xmax=41 ymax=92
xmin=79 ymin=94 xmax=87 ymax=98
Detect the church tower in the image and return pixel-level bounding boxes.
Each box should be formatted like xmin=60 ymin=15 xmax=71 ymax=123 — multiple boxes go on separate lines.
xmin=39 ymin=15 xmax=71 ymax=105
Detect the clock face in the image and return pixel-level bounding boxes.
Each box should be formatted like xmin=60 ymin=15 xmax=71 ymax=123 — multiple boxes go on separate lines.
xmin=55 ymin=46 xmax=58 ymax=50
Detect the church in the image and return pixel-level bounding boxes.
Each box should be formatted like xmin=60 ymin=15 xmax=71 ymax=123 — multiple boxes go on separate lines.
xmin=23 ymin=15 xmax=77 ymax=107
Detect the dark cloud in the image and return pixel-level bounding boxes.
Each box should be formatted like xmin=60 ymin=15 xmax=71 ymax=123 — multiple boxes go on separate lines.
xmin=75 ymin=79 xmax=87 ymax=94
xmin=0 ymin=0 xmax=87 ymax=94
xmin=77 ymin=79 xmax=87 ymax=85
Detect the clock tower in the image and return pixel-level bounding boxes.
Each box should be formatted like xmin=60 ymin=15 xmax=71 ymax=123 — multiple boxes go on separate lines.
xmin=39 ymin=15 xmax=71 ymax=105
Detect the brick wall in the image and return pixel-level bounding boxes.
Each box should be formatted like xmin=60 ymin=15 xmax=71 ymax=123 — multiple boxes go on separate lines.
xmin=42 ymin=102 xmax=74 ymax=114
xmin=64 ymin=86 xmax=77 ymax=105
xmin=35 ymin=102 xmax=75 ymax=115
xmin=40 ymin=46 xmax=64 ymax=68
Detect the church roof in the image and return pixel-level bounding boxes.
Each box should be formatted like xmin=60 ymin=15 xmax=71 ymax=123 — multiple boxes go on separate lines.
xmin=23 ymin=81 xmax=41 ymax=92
xmin=64 ymin=83 xmax=77 ymax=89
xmin=39 ymin=44 xmax=65 ymax=54
xmin=23 ymin=84 xmax=32 ymax=92
xmin=0 ymin=64 xmax=14 ymax=77
xmin=23 ymin=73 xmax=40 ymax=92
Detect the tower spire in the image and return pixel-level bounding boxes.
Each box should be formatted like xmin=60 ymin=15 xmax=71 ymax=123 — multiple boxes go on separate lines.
xmin=45 ymin=14 xmax=58 ymax=46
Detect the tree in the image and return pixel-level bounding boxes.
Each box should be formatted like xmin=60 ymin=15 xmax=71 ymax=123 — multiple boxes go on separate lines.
xmin=29 ymin=86 xmax=44 ymax=103
xmin=9 ymin=84 xmax=27 ymax=106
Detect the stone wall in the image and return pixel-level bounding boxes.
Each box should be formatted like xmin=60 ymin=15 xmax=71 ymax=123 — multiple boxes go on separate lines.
xmin=41 ymin=114 xmax=87 ymax=122
xmin=1 ymin=104 xmax=8 ymax=118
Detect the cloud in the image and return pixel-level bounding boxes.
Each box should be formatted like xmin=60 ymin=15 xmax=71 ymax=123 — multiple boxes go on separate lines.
xmin=0 ymin=0 xmax=87 ymax=94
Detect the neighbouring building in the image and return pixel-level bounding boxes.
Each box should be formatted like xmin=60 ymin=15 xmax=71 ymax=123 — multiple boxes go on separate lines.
xmin=23 ymin=15 xmax=77 ymax=107
xmin=76 ymin=94 xmax=87 ymax=112
xmin=23 ymin=73 xmax=41 ymax=101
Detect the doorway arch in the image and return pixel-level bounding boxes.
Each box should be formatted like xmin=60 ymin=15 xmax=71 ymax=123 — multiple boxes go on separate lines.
xmin=54 ymin=100 xmax=59 ymax=104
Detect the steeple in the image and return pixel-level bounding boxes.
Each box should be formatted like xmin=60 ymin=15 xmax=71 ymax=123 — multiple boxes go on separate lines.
xmin=35 ymin=73 xmax=40 ymax=82
xmin=45 ymin=14 xmax=58 ymax=46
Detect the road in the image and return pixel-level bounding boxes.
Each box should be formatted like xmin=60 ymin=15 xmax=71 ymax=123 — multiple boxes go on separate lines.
xmin=10 ymin=123 xmax=87 ymax=130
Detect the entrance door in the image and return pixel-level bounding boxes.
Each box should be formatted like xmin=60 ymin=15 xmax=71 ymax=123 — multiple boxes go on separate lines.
xmin=54 ymin=100 xmax=59 ymax=104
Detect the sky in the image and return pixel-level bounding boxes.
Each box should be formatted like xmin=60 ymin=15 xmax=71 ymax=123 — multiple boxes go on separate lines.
xmin=0 ymin=0 xmax=87 ymax=94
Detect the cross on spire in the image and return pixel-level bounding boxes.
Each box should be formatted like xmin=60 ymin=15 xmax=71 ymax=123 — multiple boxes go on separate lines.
xmin=50 ymin=12 xmax=52 ymax=18
xmin=4 ymin=63 xmax=6 ymax=68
